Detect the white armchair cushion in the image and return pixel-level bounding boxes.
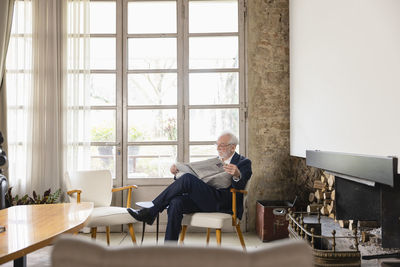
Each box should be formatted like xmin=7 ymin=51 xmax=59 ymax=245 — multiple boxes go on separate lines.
xmin=87 ymin=207 xmax=136 ymax=227
xmin=182 ymin=213 xmax=232 ymax=229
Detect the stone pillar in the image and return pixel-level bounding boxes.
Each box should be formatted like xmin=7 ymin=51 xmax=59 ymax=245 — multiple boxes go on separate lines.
xmin=246 ymin=0 xmax=290 ymax=231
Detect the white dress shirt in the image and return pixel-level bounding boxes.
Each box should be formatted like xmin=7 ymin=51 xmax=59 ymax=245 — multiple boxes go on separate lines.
xmin=219 ymin=154 xmax=241 ymax=182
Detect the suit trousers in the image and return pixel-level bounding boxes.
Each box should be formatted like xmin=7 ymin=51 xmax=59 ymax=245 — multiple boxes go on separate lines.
xmin=151 ymin=173 xmax=231 ymax=241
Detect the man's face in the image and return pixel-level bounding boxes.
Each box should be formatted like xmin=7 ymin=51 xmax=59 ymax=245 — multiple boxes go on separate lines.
xmin=216 ymin=134 xmax=236 ymax=159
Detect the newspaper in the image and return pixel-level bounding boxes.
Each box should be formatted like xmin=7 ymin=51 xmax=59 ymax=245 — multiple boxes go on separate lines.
xmin=175 ymin=157 xmax=233 ymax=189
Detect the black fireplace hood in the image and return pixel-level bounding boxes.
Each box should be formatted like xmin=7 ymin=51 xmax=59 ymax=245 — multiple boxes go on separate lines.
xmin=306 ymin=150 xmax=397 ymax=187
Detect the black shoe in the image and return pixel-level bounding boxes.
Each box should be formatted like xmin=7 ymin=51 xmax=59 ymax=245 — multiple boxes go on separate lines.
xmin=127 ymin=208 xmax=156 ymax=225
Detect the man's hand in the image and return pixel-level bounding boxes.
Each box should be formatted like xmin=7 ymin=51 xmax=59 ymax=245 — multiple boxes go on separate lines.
xmin=223 ymin=163 xmax=240 ymax=178
xmin=170 ymin=164 xmax=178 ymax=175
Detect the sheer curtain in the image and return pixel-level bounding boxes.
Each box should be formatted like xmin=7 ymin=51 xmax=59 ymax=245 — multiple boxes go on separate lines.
xmin=25 ymin=0 xmax=62 ymax=194
xmin=0 ymin=0 xmax=15 ymax=178
xmin=6 ymin=0 xmax=33 ymax=194
xmin=62 ymin=0 xmax=91 ymax=174
xmin=6 ymin=0 xmax=91 ymax=196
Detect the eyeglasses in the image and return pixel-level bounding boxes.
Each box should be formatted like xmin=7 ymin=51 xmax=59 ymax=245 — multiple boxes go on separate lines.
xmin=215 ymin=143 xmax=232 ymax=148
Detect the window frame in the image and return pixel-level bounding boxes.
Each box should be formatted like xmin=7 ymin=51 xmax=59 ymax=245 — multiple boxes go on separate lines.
xmin=91 ymin=0 xmax=247 ymax=186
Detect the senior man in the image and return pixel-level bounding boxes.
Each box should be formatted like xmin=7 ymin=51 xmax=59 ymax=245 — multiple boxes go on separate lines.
xmin=127 ymin=131 xmax=252 ymax=241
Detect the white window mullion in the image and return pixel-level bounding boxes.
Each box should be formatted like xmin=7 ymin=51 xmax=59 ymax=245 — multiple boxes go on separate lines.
xmin=239 ymin=0 xmax=247 ymax=156
xmin=122 ymin=0 xmax=129 ymax=186
xmin=182 ymin=0 xmax=190 ymax=162
xmin=116 ymin=0 xmax=124 ymax=187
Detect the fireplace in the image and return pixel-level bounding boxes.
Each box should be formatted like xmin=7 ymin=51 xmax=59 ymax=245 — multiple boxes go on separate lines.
xmin=306 ymin=150 xmax=400 ymax=248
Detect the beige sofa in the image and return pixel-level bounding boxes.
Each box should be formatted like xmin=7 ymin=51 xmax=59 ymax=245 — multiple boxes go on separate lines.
xmin=51 ymin=235 xmax=313 ymax=267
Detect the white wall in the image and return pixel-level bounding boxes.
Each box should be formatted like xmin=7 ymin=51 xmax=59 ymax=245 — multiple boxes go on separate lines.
xmin=290 ymin=0 xmax=400 ymax=172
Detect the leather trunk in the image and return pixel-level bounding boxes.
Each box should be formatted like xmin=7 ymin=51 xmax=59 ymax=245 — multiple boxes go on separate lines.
xmin=256 ymin=200 xmax=293 ymax=242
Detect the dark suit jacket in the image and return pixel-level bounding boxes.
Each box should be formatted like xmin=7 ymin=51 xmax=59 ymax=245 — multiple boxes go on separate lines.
xmin=219 ymin=152 xmax=252 ymax=220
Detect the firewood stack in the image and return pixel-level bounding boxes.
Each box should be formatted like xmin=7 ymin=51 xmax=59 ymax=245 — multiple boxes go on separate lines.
xmin=307 ymin=172 xmax=336 ymax=219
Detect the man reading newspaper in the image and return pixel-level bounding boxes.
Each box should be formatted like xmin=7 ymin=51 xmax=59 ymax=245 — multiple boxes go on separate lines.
xmin=127 ymin=131 xmax=252 ymax=241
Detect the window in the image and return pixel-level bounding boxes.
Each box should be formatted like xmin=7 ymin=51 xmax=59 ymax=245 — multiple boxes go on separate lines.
xmin=6 ymin=0 xmax=246 ymax=187
xmin=88 ymin=0 xmax=246 ymax=184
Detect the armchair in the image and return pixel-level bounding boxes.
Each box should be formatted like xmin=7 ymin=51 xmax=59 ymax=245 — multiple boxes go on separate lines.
xmin=179 ymin=188 xmax=247 ymax=249
xmin=65 ymin=170 xmax=138 ymax=245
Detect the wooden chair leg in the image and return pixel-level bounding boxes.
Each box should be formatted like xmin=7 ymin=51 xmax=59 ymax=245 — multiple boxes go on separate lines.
xmin=90 ymin=227 xmax=97 ymax=239
xmin=216 ymin=229 xmax=222 ymax=246
xmin=235 ymin=225 xmax=246 ymax=250
xmin=206 ymin=228 xmax=211 ymax=245
xmin=106 ymin=226 xmax=111 ymax=246
xmin=128 ymin=223 xmax=137 ymax=245
xmin=179 ymin=225 xmax=188 ymax=244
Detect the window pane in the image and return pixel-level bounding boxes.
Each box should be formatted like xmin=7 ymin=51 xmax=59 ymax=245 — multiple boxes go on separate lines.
xmin=128 ymin=1 xmax=176 ymax=34
xmin=189 ymin=36 xmax=238 ymax=69
xmin=128 ymin=38 xmax=177 ymax=69
xmin=6 ymin=37 xmax=32 ymax=70
xmin=189 ymin=0 xmax=238 ymax=33
xmin=128 ymin=145 xmax=177 ymax=178
xmin=189 ymin=73 xmax=238 ymax=104
xmin=90 ymin=38 xmax=116 ymax=70
xmin=189 ymin=145 xmax=217 ymax=162
xmin=91 ymin=146 xmax=116 ymax=178
xmin=12 ymin=1 xmax=32 ymax=34
xmin=6 ymin=73 xmax=31 ymax=107
xmin=90 ymin=74 xmax=116 ymax=106
xmin=189 ymin=109 xmax=239 ymax=141
xmin=90 ymin=110 xmax=116 ymax=142
xmin=67 ymin=1 xmax=90 ymax=34
xmin=128 ymin=110 xmax=177 ymax=141
xmin=128 ymin=73 xmax=177 ymax=105
xmin=90 ymin=2 xmax=116 ymax=34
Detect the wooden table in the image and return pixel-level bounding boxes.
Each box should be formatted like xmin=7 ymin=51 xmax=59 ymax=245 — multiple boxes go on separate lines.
xmin=0 ymin=202 xmax=93 ymax=266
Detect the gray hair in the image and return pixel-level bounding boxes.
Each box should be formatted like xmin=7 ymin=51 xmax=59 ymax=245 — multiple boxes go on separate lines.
xmin=218 ymin=131 xmax=239 ymax=145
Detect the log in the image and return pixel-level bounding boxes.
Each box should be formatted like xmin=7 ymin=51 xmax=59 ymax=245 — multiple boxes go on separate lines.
xmin=330 ymin=190 xmax=336 ymax=201
xmin=323 ymin=199 xmax=332 ymax=206
xmin=338 ymin=220 xmax=349 ymax=228
xmin=314 ymin=190 xmax=323 ymax=201
xmin=307 ymin=203 xmax=323 ymax=213
xmin=323 ymin=192 xmax=331 ymax=199
xmin=320 ymin=173 xmax=327 ymax=183
xmin=320 ymin=206 xmax=329 ymax=215
xmin=349 ymin=220 xmax=357 ymax=231
xmin=328 ymin=213 xmax=335 ymax=219
xmin=327 ymin=174 xmax=335 ymax=188
xmin=359 ymin=221 xmax=379 ymax=228
xmin=362 ymin=231 xmax=372 ymax=243
xmin=313 ymin=180 xmax=326 ymax=190
xmin=308 ymin=192 xmax=315 ymax=203
xmin=327 ymin=201 xmax=335 ymax=214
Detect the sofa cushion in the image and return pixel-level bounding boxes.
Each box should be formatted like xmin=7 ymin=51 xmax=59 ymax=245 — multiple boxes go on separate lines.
xmin=51 ymin=235 xmax=313 ymax=267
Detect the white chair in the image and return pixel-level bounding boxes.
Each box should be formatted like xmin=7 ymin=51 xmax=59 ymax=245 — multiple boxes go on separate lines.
xmin=65 ymin=170 xmax=138 ymax=245
xmin=179 ymin=188 xmax=247 ymax=249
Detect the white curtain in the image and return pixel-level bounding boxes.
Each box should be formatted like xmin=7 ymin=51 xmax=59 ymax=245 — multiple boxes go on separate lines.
xmin=6 ymin=0 xmax=33 ymax=195
xmin=0 ymin=1 xmax=15 ymax=169
xmin=6 ymin=0 xmax=91 ymax=196
xmin=62 ymin=0 xmax=91 ymax=174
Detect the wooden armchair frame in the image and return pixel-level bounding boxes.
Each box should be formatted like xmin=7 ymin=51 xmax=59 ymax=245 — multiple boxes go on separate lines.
xmin=67 ymin=184 xmax=138 ymax=245
xmin=179 ymin=188 xmax=248 ymax=249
